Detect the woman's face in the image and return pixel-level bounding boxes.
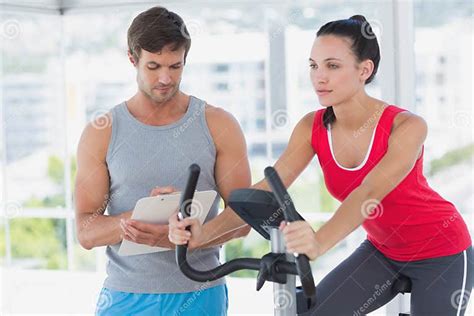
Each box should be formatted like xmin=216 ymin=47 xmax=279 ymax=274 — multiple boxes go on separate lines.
xmin=309 ymin=35 xmax=372 ymax=107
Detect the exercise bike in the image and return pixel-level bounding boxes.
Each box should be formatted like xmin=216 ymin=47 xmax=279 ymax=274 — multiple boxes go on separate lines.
xmin=176 ymin=164 xmax=412 ymax=315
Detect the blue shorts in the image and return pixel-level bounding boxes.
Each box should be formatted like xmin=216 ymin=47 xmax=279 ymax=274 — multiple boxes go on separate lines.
xmin=95 ymin=284 xmax=228 ymax=316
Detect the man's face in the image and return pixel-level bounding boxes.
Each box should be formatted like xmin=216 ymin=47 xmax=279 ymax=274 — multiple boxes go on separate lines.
xmin=131 ymin=46 xmax=185 ymax=104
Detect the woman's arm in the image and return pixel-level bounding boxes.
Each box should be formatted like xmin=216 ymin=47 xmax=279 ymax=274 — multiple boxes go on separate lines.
xmin=254 ymin=111 xmax=317 ymax=190
xmin=284 ymin=113 xmax=428 ymax=259
xmin=170 ymin=111 xmax=317 ymax=247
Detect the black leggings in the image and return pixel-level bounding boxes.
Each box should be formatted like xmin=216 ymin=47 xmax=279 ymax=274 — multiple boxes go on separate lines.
xmin=301 ymin=240 xmax=473 ymax=316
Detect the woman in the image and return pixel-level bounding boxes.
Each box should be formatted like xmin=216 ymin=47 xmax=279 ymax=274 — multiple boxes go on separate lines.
xmin=169 ymin=15 xmax=472 ymax=315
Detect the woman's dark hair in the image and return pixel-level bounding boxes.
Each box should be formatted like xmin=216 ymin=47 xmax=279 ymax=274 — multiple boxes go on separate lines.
xmin=316 ymin=15 xmax=380 ymax=129
xmin=128 ymin=6 xmax=191 ymax=64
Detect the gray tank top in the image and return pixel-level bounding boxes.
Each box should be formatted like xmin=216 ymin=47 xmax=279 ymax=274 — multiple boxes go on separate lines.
xmin=104 ymin=95 xmax=225 ymax=293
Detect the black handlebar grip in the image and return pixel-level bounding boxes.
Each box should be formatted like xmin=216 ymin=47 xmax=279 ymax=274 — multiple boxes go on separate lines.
xmin=295 ymin=255 xmax=316 ymax=301
xmin=179 ymin=163 xmax=200 ymax=220
xmin=264 ymin=167 xmax=299 ymax=223
xmin=176 ymin=164 xmax=263 ymax=282
xmin=264 ymin=166 xmax=316 ymax=300
xmin=176 ymin=164 xmax=200 ymax=270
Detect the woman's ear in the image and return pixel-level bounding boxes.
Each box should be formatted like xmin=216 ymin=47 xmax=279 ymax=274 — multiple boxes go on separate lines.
xmin=360 ymin=59 xmax=374 ymax=83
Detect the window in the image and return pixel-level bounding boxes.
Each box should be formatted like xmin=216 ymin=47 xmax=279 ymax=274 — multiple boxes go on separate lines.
xmin=10 ymin=218 xmax=67 ymax=269
xmin=414 ymin=0 xmax=472 ymax=231
xmin=1 ymin=12 xmax=69 ymax=270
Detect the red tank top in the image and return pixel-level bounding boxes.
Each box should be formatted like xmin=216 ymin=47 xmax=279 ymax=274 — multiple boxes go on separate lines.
xmin=311 ymin=105 xmax=471 ymax=261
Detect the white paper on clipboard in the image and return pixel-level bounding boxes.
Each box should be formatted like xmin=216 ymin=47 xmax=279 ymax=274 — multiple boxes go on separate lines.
xmin=118 ymin=190 xmax=217 ymax=256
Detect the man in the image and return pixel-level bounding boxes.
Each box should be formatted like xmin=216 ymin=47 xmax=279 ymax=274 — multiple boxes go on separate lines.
xmin=74 ymin=6 xmax=250 ymax=315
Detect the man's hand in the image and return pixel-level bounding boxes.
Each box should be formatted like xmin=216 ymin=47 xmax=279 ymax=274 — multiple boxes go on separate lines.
xmin=119 ymin=186 xmax=178 ymax=248
xmin=117 ymin=210 xmax=133 ymax=223
xmin=120 ymin=219 xmax=171 ymax=247
xmin=149 ymin=186 xmax=178 ymax=197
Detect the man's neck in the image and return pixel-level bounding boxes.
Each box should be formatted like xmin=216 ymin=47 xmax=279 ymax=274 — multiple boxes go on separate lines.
xmin=126 ymin=91 xmax=190 ymax=126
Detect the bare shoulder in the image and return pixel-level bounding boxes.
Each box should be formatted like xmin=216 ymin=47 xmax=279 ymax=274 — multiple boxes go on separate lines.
xmin=203 ymin=103 xmax=247 ymax=156
xmin=292 ymin=111 xmax=316 ymax=142
xmin=205 ymin=103 xmax=239 ymax=124
xmin=204 ymin=103 xmax=242 ymax=136
xmin=390 ymin=111 xmax=428 ymax=161
xmin=392 ymin=110 xmax=427 ymax=135
xmin=299 ymin=111 xmax=317 ymax=128
xmin=77 ymin=112 xmax=113 ymax=162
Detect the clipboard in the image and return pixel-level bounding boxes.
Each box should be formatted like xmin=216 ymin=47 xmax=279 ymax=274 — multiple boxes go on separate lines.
xmin=118 ymin=190 xmax=217 ymax=256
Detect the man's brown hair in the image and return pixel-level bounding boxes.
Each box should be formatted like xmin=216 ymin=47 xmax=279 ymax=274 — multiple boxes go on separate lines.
xmin=127 ymin=6 xmax=191 ymax=64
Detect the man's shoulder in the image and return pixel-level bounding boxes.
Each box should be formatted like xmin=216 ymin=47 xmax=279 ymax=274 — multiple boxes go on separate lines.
xmin=78 ymin=111 xmax=114 ymax=162
xmin=204 ymin=103 xmax=240 ymax=129
xmin=202 ymin=103 xmax=244 ymax=150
